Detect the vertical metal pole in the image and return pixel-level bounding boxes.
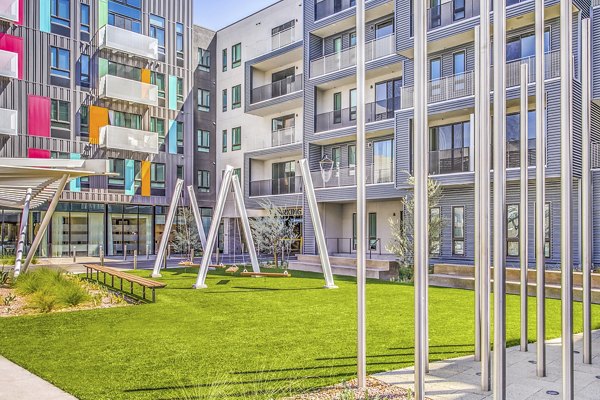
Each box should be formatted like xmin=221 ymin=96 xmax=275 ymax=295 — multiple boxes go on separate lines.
xmin=231 ymin=174 xmax=260 ymax=273
xmin=123 ymin=244 xmax=127 ymax=261
xmin=474 ymin=26 xmax=482 ymax=363
xmin=194 ymin=167 xmax=234 ymax=288
xmin=100 ymin=245 xmax=104 ymax=266
xmin=520 ymin=63 xmax=529 ymax=352
xmin=581 ymin=17 xmax=592 ymax=365
xmin=299 ymin=159 xmax=336 ymax=288
xmin=134 ymin=250 xmax=138 ymax=270
xmin=560 ymin=0 xmax=574 ymax=395
xmin=22 ymin=174 xmax=70 ymax=274
xmin=146 ymin=244 xmax=150 ymax=260
xmin=414 ymin=0 xmax=428 ymax=397
xmin=535 ymin=0 xmax=547 ymax=377
xmin=187 ymin=185 xmax=208 ymax=250
xmin=493 ymin=0 xmax=507 ymax=395
xmin=13 ymin=188 xmax=32 ymax=277
xmin=152 ymin=179 xmax=184 ymax=277
xmin=73 ymin=246 xmax=76 ymax=263
xmin=356 ymin=0 xmax=367 ymax=390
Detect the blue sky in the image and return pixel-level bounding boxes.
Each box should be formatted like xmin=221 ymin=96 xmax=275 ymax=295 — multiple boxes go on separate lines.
xmin=194 ymin=0 xmax=279 ymax=31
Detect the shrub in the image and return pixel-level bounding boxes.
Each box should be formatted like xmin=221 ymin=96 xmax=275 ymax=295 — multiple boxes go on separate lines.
xmin=3 ymin=293 xmax=16 ymax=306
xmin=58 ymin=284 xmax=90 ymax=307
xmin=29 ymin=290 xmax=58 ymax=313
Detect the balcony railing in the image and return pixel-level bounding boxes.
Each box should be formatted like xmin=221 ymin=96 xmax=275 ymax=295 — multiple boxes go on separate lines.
xmin=505 ymin=50 xmax=561 ymax=88
xmin=249 ymin=176 xmax=304 ymax=197
xmin=315 ymin=0 xmax=355 ymax=20
xmin=427 ymin=0 xmax=480 ymax=30
xmin=272 ymin=127 xmax=301 ymax=147
xmin=429 ymin=148 xmax=470 ymax=175
xmin=0 ymin=108 xmax=17 ymax=136
xmin=310 ymin=34 xmax=396 ymax=78
xmin=99 ymin=126 xmax=159 ymax=154
xmin=0 ymin=135 xmax=98 ymax=158
xmin=0 ymin=0 xmax=19 ymax=23
xmin=506 ymin=138 xmax=536 ymax=168
xmin=100 ymin=75 xmax=159 ymax=107
xmin=272 ymin=26 xmax=296 ymax=51
xmin=251 ymin=74 xmax=303 ymax=104
xmin=98 ymin=24 xmax=159 ymax=60
xmin=0 ymin=49 xmax=18 ymax=79
xmin=310 ymin=164 xmax=394 ymax=188
xmin=315 ymin=97 xmax=400 ymax=133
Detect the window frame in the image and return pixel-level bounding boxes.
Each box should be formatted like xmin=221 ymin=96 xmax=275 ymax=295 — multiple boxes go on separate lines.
xmin=231 ymin=127 xmax=241 ymax=151
xmin=507 ymin=204 xmax=520 ymax=257
xmin=231 ymin=43 xmax=242 ymax=68
xmin=198 ymin=170 xmax=211 ymax=192
xmin=51 ymin=0 xmax=71 ymax=28
xmin=198 ymin=89 xmax=211 ymax=112
xmin=430 ymin=207 xmax=441 ymax=256
xmin=232 ymin=85 xmax=241 ymax=109
xmin=197 ymin=129 xmax=210 ymax=152
xmin=80 ymin=3 xmax=90 ymax=33
xmin=198 ymin=47 xmax=210 ymax=71
xmin=222 ymin=48 xmax=227 ymax=72
xmin=50 ymin=47 xmax=71 ymax=79
xmin=222 ymin=130 xmax=228 ymax=152
xmin=452 ymin=206 xmax=465 ymax=256
xmin=50 ymin=99 xmax=71 ymax=131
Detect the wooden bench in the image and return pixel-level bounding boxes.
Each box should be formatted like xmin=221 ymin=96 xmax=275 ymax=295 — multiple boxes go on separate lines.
xmin=84 ymin=265 xmax=166 ymax=302
xmin=240 ymin=271 xmax=292 ymax=278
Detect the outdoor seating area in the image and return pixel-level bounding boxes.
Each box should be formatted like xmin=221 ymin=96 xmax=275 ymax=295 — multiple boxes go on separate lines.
xmin=84 ymin=264 xmax=166 ymax=302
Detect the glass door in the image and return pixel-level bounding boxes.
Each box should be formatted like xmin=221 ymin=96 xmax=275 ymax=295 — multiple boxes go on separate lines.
xmin=373 ymin=139 xmax=393 ymax=183
xmin=272 ymin=161 xmax=296 ymax=195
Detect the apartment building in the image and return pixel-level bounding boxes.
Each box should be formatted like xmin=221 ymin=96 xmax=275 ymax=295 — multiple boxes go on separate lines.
xmin=0 ymin=0 xmax=199 ymax=258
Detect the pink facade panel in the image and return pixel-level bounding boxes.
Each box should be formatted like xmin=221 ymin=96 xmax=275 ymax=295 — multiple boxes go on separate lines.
xmin=0 ymin=33 xmax=22 ymax=79
xmin=27 ymin=148 xmax=51 ymax=159
xmin=27 ymin=95 xmax=51 ymax=137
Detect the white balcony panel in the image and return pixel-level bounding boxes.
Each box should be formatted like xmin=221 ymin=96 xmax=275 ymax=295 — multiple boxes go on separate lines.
xmin=272 ymin=27 xmax=296 ymax=51
xmin=98 ymin=25 xmax=158 ymax=60
xmin=99 ymin=126 xmax=159 ymax=154
xmin=0 ymin=49 xmax=18 ymax=79
xmin=0 ymin=108 xmax=17 ymax=136
xmin=100 ymin=75 xmax=159 ymax=107
xmin=0 ymin=0 xmax=19 ymax=23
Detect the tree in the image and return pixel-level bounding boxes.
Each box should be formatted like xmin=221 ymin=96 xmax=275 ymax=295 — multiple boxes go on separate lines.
xmin=171 ymin=207 xmax=203 ymax=260
xmin=249 ymin=200 xmax=299 ymax=268
xmin=386 ymin=175 xmax=445 ymax=267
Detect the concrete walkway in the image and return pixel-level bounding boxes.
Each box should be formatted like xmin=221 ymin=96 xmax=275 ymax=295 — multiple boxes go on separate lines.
xmin=0 ymin=356 xmax=77 ymax=400
xmin=376 ymin=330 xmax=600 ymax=399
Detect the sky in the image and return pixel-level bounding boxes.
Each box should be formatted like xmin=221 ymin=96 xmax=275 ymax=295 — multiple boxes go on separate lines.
xmin=194 ymin=0 xmax=279 ymax=31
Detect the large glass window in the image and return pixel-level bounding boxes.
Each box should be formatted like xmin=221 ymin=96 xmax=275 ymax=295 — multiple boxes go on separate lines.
xmin=176 ymin=23 xmax=184 ymax=59
xmin=51 ymin=47 xmax=70 ymax=78
xmin=507 ymin=204 xmax=520 ymax=257
xmin=231 ymin=43 xmax=242 ymax=68
xmin=506 ymin=110 xmax=537 ymax=168
xmin=80 ymin=3 xmax=90 ymax=33
xmin=452 ymin=206 xmax=465 ymax=255
xmin=51 ymin=0 xmax=70 ymax=27
xmin=333 ymin=92 xmax=342 ymax=124
xmin=151 ymin=163 xmax=166 ymax=189
xmin=232 ymin=127 xmax=241 ymax=151
xmin=197 ymin=130 xmax=210 ymax=152
xmin=108 ymin=0 xmax=142 ymax=33
xmin=109 ymin=159 xmax=125 ymax=187
xmin=151 ymin=72 xmax=165 ymax=99
xmin=506 ymin=30 xmax=550 ymax=62
xmin=107 ymin=60 xmax=141 ymax=81
xmin=373 ymin=139 xmax=393 ymax=183
xmin=429 ymin=121 xmax=471 ymax=175
xmin=149 ymin=14 xmax=166 ymax=54
xmin=232 ymin=85 xmax=241 ymax=109
xmin=272 ymin=161 xmax=296 ymax=195
xmin=374 ymin=78 xmax=402 ymax=120
xmin=453 ymin=51 xmax=465 ymax=75
xmin=222 ymin=48 xmax=227 ymax=71
xmin=79 ymin=105 xmax=89 ymax=138
xmin=430 ymin=57 xmax=441 ymax=81
xmin=80 ymin=54 xmax=90 ymax=86
xmin=176 ymin=122 xmax=184 ymax=154
xmin=375 ymin=19 xmax=394 ymax=38
xmin=198 ymin=89 xmax=210 ymax=112
xmin=198 ymin=48 xmax=210 ymax=71
xmin=177 ymin=78 xmax=184 ymax=103
xmin=198 ymin=170 xmax=210 ymax=192
xmin=222 ymin=130 xmax=227 ymax=152
xmin=51 ymin=100 xmax=70 ymax=132
xmin=535 ymin=203 xmax=552 ymax=258
xmin=150 ymin=117 xmax=166 ymax=148
xmin=222 ymin=89 xmax=227 ymax=112
xmin=112 ymin=111 xmax=141 ymax=129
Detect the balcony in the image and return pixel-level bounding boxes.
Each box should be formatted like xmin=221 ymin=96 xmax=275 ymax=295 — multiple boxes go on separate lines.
xmin=99 ymin=75 xmax=159 ymax=107
xmin=249 ymin=176 xmax=304 ymax=197
xmin=429 ymin=148 xmax=471 ymax=175
xmin=98 ymin=24 xmax=158 ymax=60
xmin=310 ymin=33 xmax=396 ymax=78
xmin=315 ymin=0 xmax=356 ymax=20
xmin=272 ymin=127 xmax=301 ymax=147
xmin=0 ymin=108 xmax=17 ymax=136
xmin=427 ymin=0 xmax=480 ymax=31
xmin=272 ymin=26 xmax=297 ymax=51
xmin=310 ymin=164 xmax=394 ymax=188
xmin=315 ymin=97 xmax=400 ymax=133
xmin=0 ymin=49 xmax=18 ymax=79
xmin=251 ymin=74 xmax=303 ymax=104
xmin=0 ymin=0 xmax=19 ymax=23
xmin=99 ymin=126 xmax=159 ymax=154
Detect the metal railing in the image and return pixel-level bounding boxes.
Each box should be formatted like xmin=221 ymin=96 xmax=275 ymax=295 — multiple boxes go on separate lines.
xmin=310 ymin=164 xmax=394 ymax=188
xmin=271 ymin=127 xmax=301 ymax=147
xmin=315 ymin=0 xmax=355 ymax=20
xmin=429 ymin=148 xmax=471 ymax=175
xmin=315 ymin=97 xmax=400 ymax=133
xmin=310 ymin=34 xmax=395 ymax=78
xmin=505 ymin=50 xmax=561 ymax=88
xmin=249 ymin=176 xmax=304 ymax=197
xmin=323 ymin=237 xmax=383 ymax=258
xmin=98 ymin=24 xmax=159 ymax=60
xmin=427 ymin=0 xmax=480 ymax=30
xmin=271 ymin=26 xmax=296 ymax=51
xmin=0 ymin=134 xmax=98 ymax=158
xmin=251 ymin=74 xmax=303 ymax=104
xmin=100 ymin=74 xmax=159 ymax=107
xmin=506 ymin=138 xmax=536 ymax=168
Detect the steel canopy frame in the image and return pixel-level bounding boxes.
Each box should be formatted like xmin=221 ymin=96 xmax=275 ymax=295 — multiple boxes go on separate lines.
xmin=152 ymin=179 xmax=184 ymax=278
xmin=13 ymin=188 xmax=32 ymax=277
xmin=187 ymin=185 xmax=208 ymax=251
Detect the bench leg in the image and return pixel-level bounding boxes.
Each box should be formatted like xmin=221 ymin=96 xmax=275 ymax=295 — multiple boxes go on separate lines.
xmin=103 ymin=272 xmax=106 ymax=285
xmin=111 ymin=275 xmax=114 ymax=288
xmin=152 ymin=289 xmax=156 ymax=303
xmin=130 ymin=281 xmax=133 ymax=295
xmin=96 ymin=270 xmax=99 ymax=281
xmin=142 ymin=286 xmax=146 ymax=301
xmin=120 ymin=277 xmax=123 ymax=291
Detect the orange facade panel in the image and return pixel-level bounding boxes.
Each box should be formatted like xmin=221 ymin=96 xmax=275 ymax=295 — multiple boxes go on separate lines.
xmin=141 ymin=160 xmax=151 ymax=197
xmin=141 ymin=69 xmax=151 ymax=84
xmin=89 ymin=105 xmax=109 ymax=145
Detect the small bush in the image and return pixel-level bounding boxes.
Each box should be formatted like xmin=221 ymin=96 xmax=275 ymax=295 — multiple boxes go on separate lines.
xmin=3 ymin=293 xmax=17 ymax=306
xmin=398 ymin=265 xmax=414 ymax=282
xmin=29 ymin=290 xmax=58 ymax=313
xmin=58 ymin=284 xmax=90 ymax=307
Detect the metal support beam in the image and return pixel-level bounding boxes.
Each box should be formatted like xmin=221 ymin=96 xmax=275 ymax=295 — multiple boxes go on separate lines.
xmin=356 ymin=0 xmax=367 ymax=390
xmin=298 ymin=159 xmax=336 ymax=289
xmin=152 ymin=179 xmax=184 ymax=278
xmin=493 ymin=0 xmax=507 ymax=395
xmin=13 ymin=188 xmax=32 ymax=278
xmin=535 ymin=0 xmax=547 ymax=378
xmin=22 ymin=174 xmax=70 ymax=274
xmin=230 ymin=174 xmax=260 ymax=274
xmin=581 ymin=17 xmax=592 ymax=366
xmin=560 ymin=0 xmax=574 ymax=395
xmin=187 ymin=185 xmax=208 ymax=250
xmin=520 ymin=63 xmax=529 ymax=353
xmin=474 ymin=26 xmax=481 ymax=363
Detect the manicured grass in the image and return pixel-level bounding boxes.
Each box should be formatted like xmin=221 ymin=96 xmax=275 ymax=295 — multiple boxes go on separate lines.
xmin=0 ymin=269 xmax=598 ymax=400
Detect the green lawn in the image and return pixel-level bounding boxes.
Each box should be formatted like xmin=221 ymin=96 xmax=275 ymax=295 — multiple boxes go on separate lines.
xmin=0 ymin=269 xmax=598 ymax=400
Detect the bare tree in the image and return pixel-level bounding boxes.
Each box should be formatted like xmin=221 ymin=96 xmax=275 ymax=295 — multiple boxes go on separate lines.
xmin=171 ymin=207 xmax=203 ymax=260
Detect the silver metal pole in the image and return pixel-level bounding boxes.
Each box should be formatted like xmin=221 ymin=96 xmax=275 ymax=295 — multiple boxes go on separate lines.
xmin=520 ymin=63 xmax=529 ymax=352
xmin=152 ymin=179 xmax=184 ymax=277
xmin=134 ymin=250 xmax=138 ymax=270
xmin=13 ymin=188 xmax=32 ymax=277
xmin=414 ymin=0 xmax=428 ymax=396
xmin=186 ymin=185 xmax=208 ymax=250
xmin=493 ymin=0 xmax=507 ymax=395
xmin=535 ymin=0 xmax=547 ymax=377
xmin=22 ymin=174 xmax=70 ymax=274
xmin=356 ymin=0 xmax=367 ymax=390
xmin=73 ymin=246 xmax=77 ymax=263
xmin=123 ymin=244 xmax=127 ymax=261
xmin=100 ymin=245 xmax=104 ymax=266
xmin=298 ymin=159 xmax=336 ymax=288
xmin=581 ymin=17 xmax=592 ymax=365
xmin=474 ymin=25 xmax=482 ymax=363
xmin=146 ymin=244 xmax=150 ymax=260
xmin=231 ymin=174 xmax=260 ymax=273
xmin=560 ymin=0 xmax=574 ymax=395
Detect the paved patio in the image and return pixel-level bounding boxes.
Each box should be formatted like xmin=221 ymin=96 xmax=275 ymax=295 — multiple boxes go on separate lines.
xmin=376 ymin=330 xmax=600 ymax=399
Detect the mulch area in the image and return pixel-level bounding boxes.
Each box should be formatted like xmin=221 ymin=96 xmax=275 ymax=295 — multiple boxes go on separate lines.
xmin=285 ymin=377 xmax=415 ymax=399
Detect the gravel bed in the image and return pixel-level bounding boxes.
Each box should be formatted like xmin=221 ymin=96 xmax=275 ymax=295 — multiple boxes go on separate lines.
xmin=285 ymin=377 xmax=415 ymax=399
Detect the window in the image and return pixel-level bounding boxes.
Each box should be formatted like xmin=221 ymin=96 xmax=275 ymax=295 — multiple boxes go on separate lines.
xmin=535 ymin=203 xmax=552 ymax=258
xmin=51 ymin=47 xmax=70 ymax=78
xmin=222 ymin=130 xmax=227 ymax=152
xmin=198 ymin=89 xmax=210 ymax=112
xmin=80 ymin=54 xmax=90 ymax=86
xmin=452 ymin=206 xmax=465 ymax=255
xmin=80 ymin=3 xmax=90 ymax=33
xmin=430 ymin=57 xmax=441 ymax=81
xmin=333 ymin=37 xmax=342 ymax=53
xmin=108 ymin=0 xmax=142 ymax=33
xmin=349 ymin=88 xmax=357 ymax=120
xmin=333 ymin=92 xmax=342 ymax=124
xmin=348 ymin=144 xmax=356 ymax=168
xmin=350 ymin=32 xmax=357 ymax=47
xmin=79 ymin=105 xmax=89 ymax=137
xmin=232 ymin=168 xmax=242 ymax=190
xmin=151 ymin=163 xmax=166 ymax=189
xmin=222 ymin=48 xmax=227 ymax=72
xmin=109 ymin=159 xmax=125 ymax=186
xmin=453 ymin=0 xmax=466 ymax=21
xmin=506 ymin=110 xmax=536 ymax=168
xmin=373 ymin=139 xmax=394 ymax=183
xmin=198 ymin=48 xmax=210 ymax=71
xmin=232 ymin=85 xmax=241 ymax=109
xmin=51 ymin=0 xmax=70 ymax=27
xmin=107 ymin=60 xmax=141 ymax=81
xmin=149 ymin=15 xmax=166 ymax=54
xmin=332 ymin=147 xmax=341 ymax=169
xmin=507 ymin=204 xmax=520 ymax=257
xmin=197 ymin=130 xmax=210 ymax=152
xmin=177 ymin=78 xmax=184 ymax=103
xmin=176 ymin=122 xmax=184 ymax=154
xmin=151 ymin=72 xmax=165 ymax=99
xmin=368 ymin=213 xmax=377 ymax=250
xmin=232 ymin=127 xmax=241 ymax=151
xmin=51 ymin=100 xmax=70 ymax=131
xmin=430 ymin=207 xmax=441 ymax=256
xmin=453 ymin=52 xmax=465 ymax=75
xmin=375 ymin=19 xmax=393 ymax=39
xmin=150 ymin=117 xmax=166 ymax=148
xmin=507 ymin=29 xmax=551 ymax=62
xmin=176 ymin=23 xmax=184 ymax=59
xmin=429 ymin=121 xmax=471 ymax=175
xmin=112 ymin=111 xmax=141 ymax=129
xmin=198 ymin=170 xmax=210 ymax=192
xmin=231 ymin=43 xmax=242 ymax=68
xmin=177 ymin=165 xmax=184 ymax=180
xmin=272 ymin=161 xmax=296 ymax=195
xmin=222 ymin=89 xmax=227 ymax=112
